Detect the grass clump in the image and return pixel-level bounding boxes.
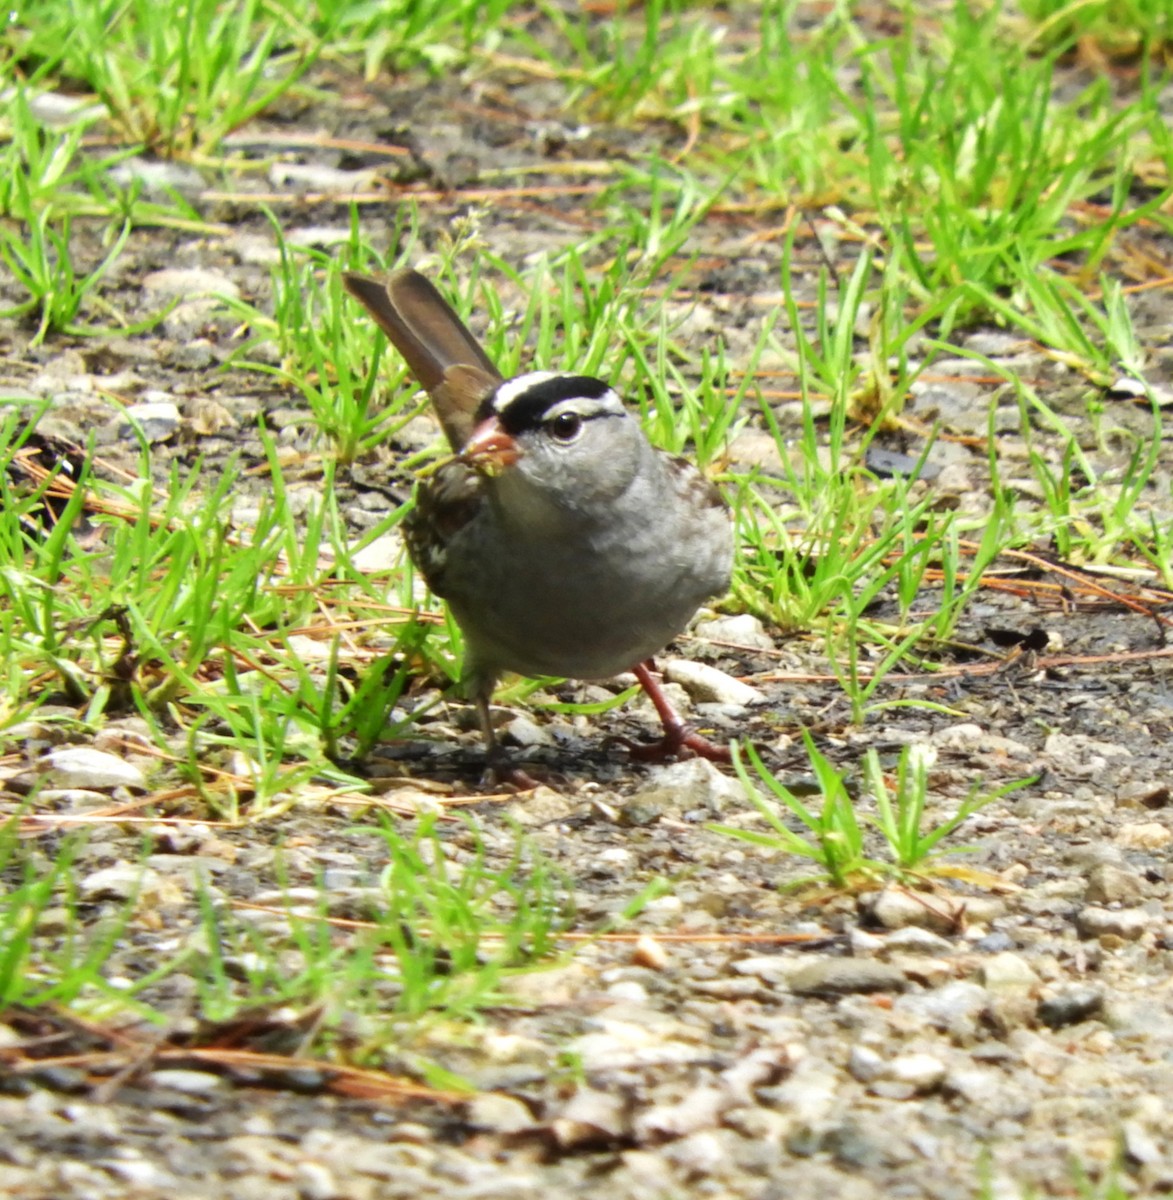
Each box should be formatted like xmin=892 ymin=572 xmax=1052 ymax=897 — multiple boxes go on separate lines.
xmin=715 ymin=736 xmax=1032 ymax=891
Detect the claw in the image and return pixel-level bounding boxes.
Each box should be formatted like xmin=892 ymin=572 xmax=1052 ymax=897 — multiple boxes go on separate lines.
xmin=625 ymin=660 xmax=732 ymax=763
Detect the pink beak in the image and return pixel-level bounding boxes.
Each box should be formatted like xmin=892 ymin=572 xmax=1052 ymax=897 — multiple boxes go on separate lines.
xmin=460 ymin=416 xmax=520 ymax=472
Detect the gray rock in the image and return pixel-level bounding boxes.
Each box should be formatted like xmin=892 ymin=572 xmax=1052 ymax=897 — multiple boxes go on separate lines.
xmin=1043 ymin=732 xmax=1131 ymax=778
xmin=26 ymin=90 xmax=108 ymax=126
xmin=80 ymin=862 xmax=161 ymax=901
xmin=148 ymin=1069 xmax=227 ymax=1094
xmin=1122 ymin=1118 xmax=1163 ymax=1166
xmin=879 ymin=926 xmax=955 ymax=955
xmin=633 ymin=1085 xmax=726 ymax=1139
xmin=962 ymin=332 xmax=1032 ymax=356
xmin=979 ymin=952 xmax=1040 ymax=991
xmin=896 ymin=981 xmax=990 ymax=1034
xmin=1116 ymin=781 xmax=1170 ymax=809
xmin=733 ymin=954 xmax=797 ymax=985
xmin=99 ymin=1153 xmax=177 ymax=1189
xmin=286 ymin=224 xmax=369 ymax=248
xmin=1084 ymin=863 xmax=1148 ymax=904
xmin=121 ymin=400 xmax=180 ymax=444
xmin=142 ymin=268 xmax=241 ymax=301
xmin=1115 ymin=821 xmax=1172 ymax=851
xmin=45 ymin=747 xmax=146 ymax=790
xmin=39 ymin=788 xmax=112 ymax=810
xmin=758 ymin=1060 xmax=839 ymax=1123
xmin=694 ymin=613 xmax=775 ymax=651
xmin=662 ymin=1130 xmax=727 ymax=1173
xmin=1037 ymin=987 xmax=1104 ymax=1029
xmin=108 ymin=158 xmax=205 ymax=196
xmin=466 ymin=1092 xmax=534 ymax=1134
xmin=942 ymin=1065 xmax=1002 ymax=1104
xmin=503 ymin=714 xmax=555 ymax=748
xmin=788 ymin=958 xmax=908 ymax=996
xmin=551 ymin=1087 xmax=629 ymax=1146
xmin=270 ymin=164 xmax=379 ymax=194
xmin=972 ymin=930 xmax=1016 ymax=953
xmin=847 ymin=1044 xmax=883 ymax=1083
xmin=605 ymin=979 xmax=649 ymax=1004
xmin=823 ymin=1120 xmax=894 ymax=1168
xmin=634 ymin=757 xmax=744 ymax=816
xmin=294 ymin=1160 xmax=338 ymax=1200
xmin=1076 ymin=905 xmax=1150 ymax=941
xmin=848 ymin=927 xmax=886 ymax=955
xmin=862 ymin=889 xmax=962 ymax=934
xmin=350 ymin=533 xmax=405 ymax=572
xmin=882 ymin=1052 xmax=946 ymax=1093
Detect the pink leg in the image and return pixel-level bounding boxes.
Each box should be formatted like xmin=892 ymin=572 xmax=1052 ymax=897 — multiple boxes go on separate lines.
xmin=626 ymin=660 xmax=731 ymax=763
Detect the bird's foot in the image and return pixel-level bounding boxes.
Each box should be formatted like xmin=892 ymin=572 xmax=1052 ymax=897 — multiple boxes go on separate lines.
xmin=619 ymin=723 xmax=732 ymax=764
xmin=481 ymin=753 xmax=543 ymax=791
xmin=624 ymin=659 xmax=732 ymax=764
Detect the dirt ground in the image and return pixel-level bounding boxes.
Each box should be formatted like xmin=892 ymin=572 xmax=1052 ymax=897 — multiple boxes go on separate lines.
xmin=3 ymin=32 xmax=1173 ymax=1200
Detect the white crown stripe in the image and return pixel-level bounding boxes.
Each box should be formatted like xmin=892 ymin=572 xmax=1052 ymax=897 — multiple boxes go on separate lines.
xmin=491 ymin=372 xmax=559 ymax=414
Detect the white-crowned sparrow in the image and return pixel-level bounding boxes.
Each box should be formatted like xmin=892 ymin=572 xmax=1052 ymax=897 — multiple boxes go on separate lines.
xmin=343 ymin=268 xmax=734 ymax=778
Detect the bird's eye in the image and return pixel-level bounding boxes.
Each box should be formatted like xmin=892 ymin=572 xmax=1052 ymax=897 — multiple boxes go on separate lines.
xmin=549 ymin=411 xmax=583 ymax=442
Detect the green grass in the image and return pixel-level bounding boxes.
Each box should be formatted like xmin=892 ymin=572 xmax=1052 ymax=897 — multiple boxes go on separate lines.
xmin=714 ymin=736 xmax=1033 ymax=889
xmin=0 ymin=812 xmax=575 ymax=1057
xmin=0 ymin=0 xmax=1170 ymax=1075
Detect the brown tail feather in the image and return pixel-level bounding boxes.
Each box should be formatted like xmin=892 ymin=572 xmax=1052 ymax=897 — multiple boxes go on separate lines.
xmin=343 ymin=269 xmax=503 ymax=449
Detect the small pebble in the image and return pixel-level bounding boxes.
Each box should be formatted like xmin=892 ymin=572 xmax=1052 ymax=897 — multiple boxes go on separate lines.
xmin=634 ymin=757 xmax=744 ymax=816
xmin=147 ymin=1069 xmax=226 ymax=1094
xmin=884 ymin=1053 xmax=947 ymax=1093
xmin=80 ymin=864 xmax=160 ymax=902
xmin=880 ymin=926 xmax=955 ymax=955
xmin=551 ymin=1088 xmax=629 ymax=1146
xmin=1115 ymin=822 xmax=1171 ymax=851
xmin=1037 ymin=987 xmax=1104 ymax=1030
xmin=863 ymin=889 xmax=961 ymax=934
xmin=847 ymin=1045 xmax=883 ymax=1083
xmin=121 ymin=401 xmax=180 ymax=444
xmin=663 ymin=659 xmax=760 ymax=706
xmin=142 ymin=268 xmax=241 ymax=301
xmin=466 ymin=1093 xmax=533 ymax=1134
xmin=979 ymin=952 xmax=1040 ymax=991
xmin=632 ymin=934 xmax=669 ymax=971
xmin=788 ymin=958 xmax=908 ymax=996
xmin=1084 ymin=863 xmax=1148 ymax=904
xmin=1075 ymin=906 xmax=1150 ymax=942
xmin=694 ymin=613 xmax=775 ymax=651
xmin=45 ymin=747 xmax=146 ymax=791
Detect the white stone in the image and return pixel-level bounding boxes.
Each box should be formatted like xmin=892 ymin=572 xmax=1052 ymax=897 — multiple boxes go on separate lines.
xmin=980 ymin=952 xmax=1040 ymax=990
xmin=351 ymin=533 xmax=404 ymax=572
xmin=694 ymin=613 xmax=774 ymax=651
xmin=664 ymin=659 xmax=760 ymax=706
xmin=466 ymin=1092 xmax=533 ymax=1134
xmin=46 ymin=747 xmax=146 ymax=790
xmin=885 ymin=1052 xmax=947 ymax=1092
xmin=122 ymin=401 xmax=180 ymax=443
xmin=848 ymin=1044 xmax=883 ymax=1082
xmin=148 ymin=1069 xmax=226 ymax=1094
xmin=638 ymin=757 xmax=744 ymax=814
xmin=1115 ymin=822 xmax=1171 ymax=851
xmin=285 ymin=635 xmax=335 ymax=663
xmin=142 ymin=268 xmax=241 ymax=301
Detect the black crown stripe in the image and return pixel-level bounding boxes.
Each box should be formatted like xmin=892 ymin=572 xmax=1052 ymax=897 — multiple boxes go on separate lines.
xmin=484 ymin=374 xmax=613 ymax=434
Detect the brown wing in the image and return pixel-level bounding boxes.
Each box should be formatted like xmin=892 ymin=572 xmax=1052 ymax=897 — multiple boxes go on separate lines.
xmin=343 ymin=270 xmax=503 ymax=450
xmin=403 ymin=462 xmax=483 ymax=597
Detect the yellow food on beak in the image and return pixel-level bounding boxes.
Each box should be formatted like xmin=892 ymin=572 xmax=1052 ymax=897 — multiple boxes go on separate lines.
xmin=460 ymin=416 xmax=521 ymax=474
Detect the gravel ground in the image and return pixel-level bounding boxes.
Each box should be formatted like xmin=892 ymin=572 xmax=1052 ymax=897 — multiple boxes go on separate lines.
xmin=3 ymin=17 xmax=1173 ymax=1200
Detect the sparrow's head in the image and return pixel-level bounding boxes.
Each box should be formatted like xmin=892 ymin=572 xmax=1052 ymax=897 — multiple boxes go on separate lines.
xmin=460 ymin=372 xmax=648 ymax=512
